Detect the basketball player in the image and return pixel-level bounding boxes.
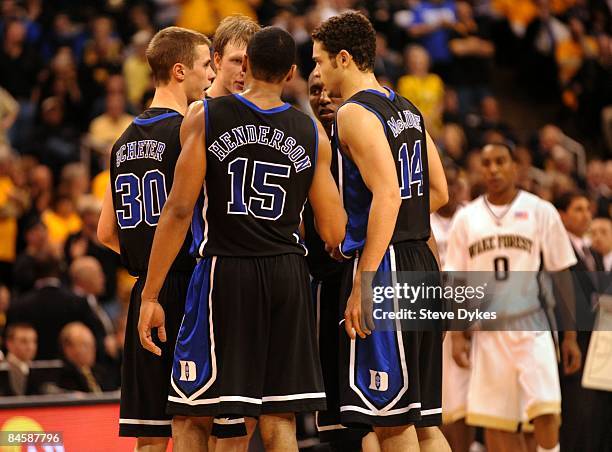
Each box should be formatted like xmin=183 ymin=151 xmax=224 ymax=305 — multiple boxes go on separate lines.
xmin=202 ymin=14 xmax=260 ymax=446
xmin=97 ymin=27 xmax=214 ymax=452
xmin=445 ymin=143 xmax=582 ymax=452
xmin=206 ymin=15 xmax=260 ymax=99
xmin=306 ymin=70 xmax=373 ymax=452
xmin=312 ymin=12 xmax=450 ymax=452
xmin=138 ymin=27 xmax=346 ymax=452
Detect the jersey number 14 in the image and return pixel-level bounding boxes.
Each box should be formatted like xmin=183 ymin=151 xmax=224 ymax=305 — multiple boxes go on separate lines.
xmin=398 ymin=140 xmax=423 ymax=199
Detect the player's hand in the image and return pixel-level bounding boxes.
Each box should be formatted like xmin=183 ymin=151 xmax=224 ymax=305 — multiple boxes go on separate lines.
xmin=451 ymin=332 xmax=471 ymax=368
xmin=561 ymin=337 xmax=582 ymax=375
xmin=325 ymin=244 xmax=344 ymax=262
xmin=138 ymin=298 xmax=166 ymax=356
xmin=344 ymin=282 xmax=372 ymax=340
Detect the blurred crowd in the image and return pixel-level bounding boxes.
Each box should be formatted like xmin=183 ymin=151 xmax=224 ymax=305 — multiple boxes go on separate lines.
xmin=0 ymin=0 xmax=610 ymax=396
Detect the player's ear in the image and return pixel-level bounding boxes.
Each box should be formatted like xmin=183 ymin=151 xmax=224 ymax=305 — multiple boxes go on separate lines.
xmin=338 ymin=50 xmax=350 ymax=68
xmin=172 ymin=62 xmax=186 ymax=82
xmin=285 ymin=65 xmax=297 ymax=83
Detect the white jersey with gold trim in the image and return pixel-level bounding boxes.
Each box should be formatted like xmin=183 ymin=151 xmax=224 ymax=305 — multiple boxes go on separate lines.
xmin=445 ymin=190 xmax=577 ymax=319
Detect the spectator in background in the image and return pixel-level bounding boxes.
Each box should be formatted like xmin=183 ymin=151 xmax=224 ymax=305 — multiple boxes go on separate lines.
xmin=69 ymin=256 xmax=118 ymax=367
xmin=41 ymin=194 xmax=81 ymax=252
xmin=58 ymin=163 xmax=89 ymax=204
xmin=88 ymin=92 xmax=133 ymax=155
xmin=0 ymin=18 xmax=42 ymax=151
xmin=64 ymin=196 xmax=120 ymax=303
xmin=0 ymin=284 xmax=9 ymax=338
xmin=374 ymin=33 xmax=403 ymax=86
xmin=440 ymin=122 xmax=468 ymax=166
xmin=0 ymin=148 xmax=22 ymax=285
xmin=590 ymin=217 xmax=612 ymax=273
xmin=12 ymin=218 xmax=51 ymax=296
xmin=536 ymin=124 xmax=586 ymax=182
xmin=522 ymin=0 xmax=569 ymax=100
xmin=38 ymin=47 xmax=84 ymax=129
xmin=40 ymin=12 xmax=86 ymax=63
xmin=555 ymin=191 xmax=611 ymax=452
xmin=122 ymin=30 xmax=152 ymax=110
xmin=17 ymin=164 xmax=52 ymax=238
xmin=28 ymin=97 xmax=80 ymax=177
xmin=57 ymin=321 xmax=115 ymax=393
xmin=464 ymin=96 xmax=513 ymax=148
xmin=79 ymin=16 xmax=123 ymax=104
xmin=7 ymin=252 xmax=99 ymax=360
xmin=556 ymin=16 xmax=598 ymax=91
xmin=405 ymin=0 xmax=457 ymax=80
xmin=397 ymin=44 xmax=445 ymax=138
xmin=0 ymin=86 xmax=18 ymax=145
xmin=1 ymin=323 xmax=37 ymax=396
xmin=448 ymin=0 xmax=495 ymax=114
xmin=175 ymin=0 xmax=259 ymax=36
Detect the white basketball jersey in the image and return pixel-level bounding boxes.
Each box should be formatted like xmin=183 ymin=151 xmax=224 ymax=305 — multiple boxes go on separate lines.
xmin=445 ymin=190 xmax=577 ymax=318
xmin=430 ymin=209 xmax=460 ymax=269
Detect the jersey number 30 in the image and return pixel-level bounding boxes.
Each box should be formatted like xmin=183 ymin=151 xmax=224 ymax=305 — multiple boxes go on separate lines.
xmin=399 ymin=140 xmax=423 ymax=199
xmin=115 ymin=170 xmax=167 ymax=229
xmin=227 ymin=158 xmax=290 ymax=220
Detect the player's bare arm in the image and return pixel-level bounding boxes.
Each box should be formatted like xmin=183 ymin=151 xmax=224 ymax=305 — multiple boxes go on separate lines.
xmin=551 ymin=268 xmax=582 ymax=375
xmin=426 ymin=131 xmax=449 ymax=213
xmin=97 ymin=183 xmax=120 ymax=254
xmin=308 ymin=119 xmax=346 ymax=248
xmin=139 ymin=101 xmax=207 ymax=356
xmin=338 ymin=102 xmax=401 ymax=340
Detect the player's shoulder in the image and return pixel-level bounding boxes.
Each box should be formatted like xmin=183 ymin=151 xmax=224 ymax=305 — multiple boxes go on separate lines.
xmin=517 ymin=190 xmax=557 ymax=214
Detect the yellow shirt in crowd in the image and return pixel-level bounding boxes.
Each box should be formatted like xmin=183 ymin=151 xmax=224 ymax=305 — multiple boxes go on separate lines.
xmin=396 ymin=73 xmax=444 ymax=137
xmin=176 ymin=0 xmax=258 ymax=35
xmin=0 ymin=177 xmax=17 ymax=263
xmin=89 ymin=114 xmax=134 ymax=152
xmin=123 ymin=56 xmax=152 ymax=107
xmin=92 ymin=170 xmax=109 ymax=202
xmin=42 ymin=210 xmax=82 ymax=247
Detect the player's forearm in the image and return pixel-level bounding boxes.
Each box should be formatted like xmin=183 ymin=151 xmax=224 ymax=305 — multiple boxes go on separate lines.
xmin=141 ymin=203 xmax=192 ymax=300
xmin=100 ymin=232 xmax=120 ymax=254
xmin=552 ymin=268 xmax=577 ymax=331
xmin=355 ymin=192 xmax=400 ymax=280
xmin=430 ymin=186 xmax=448 ymax=213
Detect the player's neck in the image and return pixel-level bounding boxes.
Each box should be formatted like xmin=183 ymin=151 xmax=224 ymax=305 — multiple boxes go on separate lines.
xmin=340 ymin=71 xmax=383 ymax=100
xmin=486 ymin=187 xmax=519 ymax=206
xmin=148 ymin=84 xmax=188 ymax=116
xmin=240 ymin=79 xmax=285 ymax=109
xmin=206 ymin=79 xmax=231 ymax=98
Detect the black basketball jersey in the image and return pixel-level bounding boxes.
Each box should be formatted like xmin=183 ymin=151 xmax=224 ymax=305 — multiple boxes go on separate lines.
xmin=110 ymin=108 xmax=195 ymax=275
xmin=304 ymin=129 xmax=343 ymax=280
xmin=334 ymin=88 xmax=431 ymax=257
xmin=192 ymin=94 xmax=317 ymax=258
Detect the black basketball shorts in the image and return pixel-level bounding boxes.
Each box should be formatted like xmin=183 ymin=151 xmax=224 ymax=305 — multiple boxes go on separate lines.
xmin=314 ymin=276 xmax=371 ymax=445
xmin=120 ymin=271 xmax=191 ymax=437
xmin=338 ymin=241 xmax=443 ymax=428
xmin=167 ymin=254 xmax=326 ymax=417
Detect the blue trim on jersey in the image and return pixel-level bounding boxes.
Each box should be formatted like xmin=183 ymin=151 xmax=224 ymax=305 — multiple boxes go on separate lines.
xmin=172 ymin=258 xmax=214 ymax=397
xmin=354 ymin=249 xmax=406 ymax=409
xmin=339 ymin=155 xmax=372 ymax=256
xmin=311 ymin=116 xmax=319 ymax=167
xmin=203 ymin=99 xmax=210 ymax=138
xmin=233 ymin=94 xmax=291 ymax=114
xmin=133 ymin=111 xmax=180 ymax=125
xmin=189 ymin=192 xmax=205 ymax=256
xmin=364 ymin=87 xmax=395 ymax=101
xmin=344 ymin=101 xmax=388 ymax=137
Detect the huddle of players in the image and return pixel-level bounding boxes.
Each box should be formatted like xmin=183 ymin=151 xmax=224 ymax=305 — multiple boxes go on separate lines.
xmin=98 ymin=10 xmax=458 ymax=452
